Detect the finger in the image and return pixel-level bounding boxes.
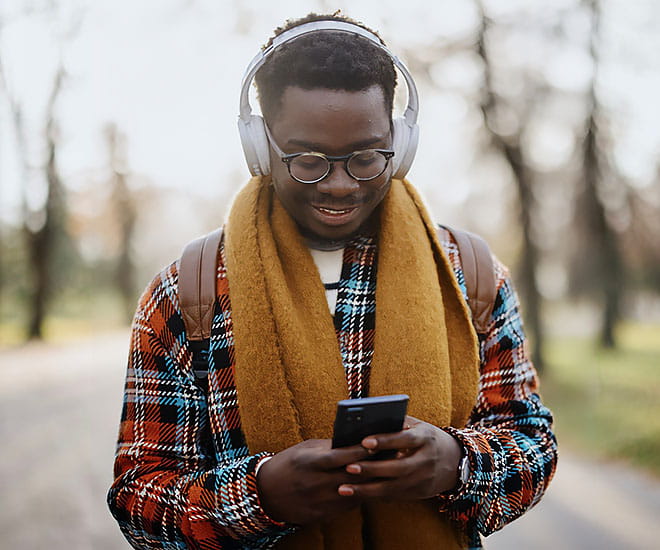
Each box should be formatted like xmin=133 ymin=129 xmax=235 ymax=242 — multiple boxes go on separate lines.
xmin=345 ymin=455 xmax=416 ymax=479
xmin=311 ymin=469 xmax=372 ymax=490
xmin=396 ymin=448 xmax=415 ymax=459
xmin=403 ymin=415 xmax=423 ymax=429
xmin=313 ymin=444 xmax=372 ymax=470
xmin=361 ymin=426 xmax=426 ymax=452
xmin=338 ymin=477 xmax=407 ymax=499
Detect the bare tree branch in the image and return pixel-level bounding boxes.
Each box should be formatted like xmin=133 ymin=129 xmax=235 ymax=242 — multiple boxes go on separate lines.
xmin=572 ymin=0 xmax=625 ymax=348
xmin=0 ymin=47 xmax=32 ymax=223
xmin=25 ymin=63 xmax=67 ymax=339
xmin=105 ymin=123 xmax=138 ymax=322
xmin=474 ymin=0 xmax=546 ymax=369
xmin=1 ymin=2 xmax=85 ymax=339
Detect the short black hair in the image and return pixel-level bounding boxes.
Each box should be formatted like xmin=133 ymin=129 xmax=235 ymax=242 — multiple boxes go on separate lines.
xmin=254 ymin=12 xmax=397 ymax=124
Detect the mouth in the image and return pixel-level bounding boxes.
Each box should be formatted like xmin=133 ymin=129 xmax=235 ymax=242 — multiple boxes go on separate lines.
xmin=316 ymin=206 xmax=357 ymax=215
xmin=310 ymin=204 xmax=361 ymax=226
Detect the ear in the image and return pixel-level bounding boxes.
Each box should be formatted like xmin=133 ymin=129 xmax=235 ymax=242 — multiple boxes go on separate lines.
xmin=238 ymin=115 xmax=271 ymax=176
xmin=391 ymin=117 xmax=418 ymax=179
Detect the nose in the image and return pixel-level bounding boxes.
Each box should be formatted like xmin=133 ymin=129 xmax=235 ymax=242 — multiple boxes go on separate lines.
xmin=315 ymin=163 xmax=359 ymax=198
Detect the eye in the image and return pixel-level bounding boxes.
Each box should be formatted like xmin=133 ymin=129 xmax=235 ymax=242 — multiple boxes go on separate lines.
xmin=289 ymin=153 xmax=330 ymax=182
xmin=294 ymin=154 xmax=326 ymax=170
xmin=351 ymin=151 xmax=379 ymax=167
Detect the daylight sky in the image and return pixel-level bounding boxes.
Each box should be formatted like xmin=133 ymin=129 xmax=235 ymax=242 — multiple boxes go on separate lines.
xmin=1 ymin=0 xmax=659 ymax=227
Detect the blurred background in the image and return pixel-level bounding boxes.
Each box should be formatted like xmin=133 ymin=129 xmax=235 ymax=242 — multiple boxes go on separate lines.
xmin=1 ymin=0 xmax=659 ymax=548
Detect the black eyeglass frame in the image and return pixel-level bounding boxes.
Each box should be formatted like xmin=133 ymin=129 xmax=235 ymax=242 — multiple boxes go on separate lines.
xmin=281 ymin=150 xmax=395 ymax=185
xmin=265 ymin=123 xmax=395 ymax=185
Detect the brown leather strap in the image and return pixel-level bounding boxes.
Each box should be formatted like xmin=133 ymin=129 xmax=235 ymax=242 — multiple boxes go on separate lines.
xmin=179 ymin=225 xmax=496 ymax=341
xmin=179 ymin=227 xmax=223 ymax=341
xmin=437 ymin=225 xmax=496 ymax=334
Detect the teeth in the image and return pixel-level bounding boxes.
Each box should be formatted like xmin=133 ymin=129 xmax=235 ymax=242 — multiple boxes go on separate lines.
xmin=318 ymin=207 xmax=352 ymax=214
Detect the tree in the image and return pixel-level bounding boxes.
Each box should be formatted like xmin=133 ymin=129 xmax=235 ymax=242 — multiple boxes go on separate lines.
xmin=475 ymin=1 xmax=546 ymax=369
xmin=0 ymin=3 xmax=82 ymax=339
xmin=24 ymin=64 xmax=68 ymax=338
xmin=105 ymin=123 xmax=137 ymax=322
xmin=570 ymin=0 xmax=625 ymax=348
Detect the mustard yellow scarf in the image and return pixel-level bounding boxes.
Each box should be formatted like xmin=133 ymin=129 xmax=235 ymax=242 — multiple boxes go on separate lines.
xmin=224 ymin=177 xmax=479 ymax=549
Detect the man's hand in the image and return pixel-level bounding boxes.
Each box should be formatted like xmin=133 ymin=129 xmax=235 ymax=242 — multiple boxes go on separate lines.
xmin=256 ymin=439 xmax=372 ymax=525
xmin=337 ymin=416 xmax=463 ymax=500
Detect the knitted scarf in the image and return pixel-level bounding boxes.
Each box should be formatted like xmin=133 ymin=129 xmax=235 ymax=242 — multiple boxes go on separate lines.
xmin=224 ymin=176 xmax=480 ymax=549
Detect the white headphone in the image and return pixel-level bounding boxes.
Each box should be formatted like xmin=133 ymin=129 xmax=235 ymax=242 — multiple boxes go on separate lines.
xmin=238 ymin=20 xmax=420 ymax=180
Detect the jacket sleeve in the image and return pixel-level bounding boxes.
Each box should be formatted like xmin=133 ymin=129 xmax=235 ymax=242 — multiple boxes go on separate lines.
xmin=437 ymin=258 xmax=558 ymax=539
xmin=107 ymin=265 xmax=292 ymax=549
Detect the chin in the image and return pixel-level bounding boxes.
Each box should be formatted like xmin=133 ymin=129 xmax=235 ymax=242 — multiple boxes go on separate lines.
xmin=299 ymin=223 xmax=361 ymax=248
xmin=320 ymin=220 xmax=365 ymax=240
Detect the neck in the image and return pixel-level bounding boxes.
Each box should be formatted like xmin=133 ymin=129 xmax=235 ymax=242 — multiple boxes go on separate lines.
xmin=304 ymin=237 xmax=347 ymax=251
xmin=301 ymin=210 xmax=381 ymax=251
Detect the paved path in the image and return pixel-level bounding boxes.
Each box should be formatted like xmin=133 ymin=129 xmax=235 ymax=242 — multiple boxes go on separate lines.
xmin=1 ymin=332 xmax=659 ymax=549
xmin=0 ymin=331 xmax=131 ymax=550
xmin=486 ymin=453 xmax=660 ymax=549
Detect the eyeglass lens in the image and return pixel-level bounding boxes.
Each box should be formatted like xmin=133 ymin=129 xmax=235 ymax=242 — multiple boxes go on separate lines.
xmin=289 ymin=151 xmax=388 ymax=183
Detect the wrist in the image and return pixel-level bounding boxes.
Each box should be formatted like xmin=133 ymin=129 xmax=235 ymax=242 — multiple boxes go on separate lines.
xmin=255 ymin=454 xmax=287 ymax=526
xmin=436 ymin=432 xmax=468 ymax=496
xmin=454 ymin=448 xmax=470 ymax=492
xmin=255 ymin=455 xmax=273 ymax=477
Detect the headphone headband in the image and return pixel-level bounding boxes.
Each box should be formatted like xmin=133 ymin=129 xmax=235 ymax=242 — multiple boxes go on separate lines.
xmin=239 ymin=20 xmax=419 ymax=127
xmin=238 ymin=19 xmax=420 ymax=179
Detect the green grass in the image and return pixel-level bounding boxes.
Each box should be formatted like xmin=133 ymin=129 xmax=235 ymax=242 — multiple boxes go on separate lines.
xmin=0 ymin=290 xmax=128 ymax=348
xmin=541 ymin=323 xmax=660 ymax=477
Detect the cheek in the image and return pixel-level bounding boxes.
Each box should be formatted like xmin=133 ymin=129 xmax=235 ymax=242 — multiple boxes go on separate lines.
xmin=272 ymin=180 xmax=308 ymax=218
xmin=269 ymin=159 xmax=286 ymax=184
xmin=272 ymin=182 xmax=295 ymax=206
xmin=369 ymin=178 xmax=391 ymax=205
xmin=270 ymin=165 xmax=296 ymax=203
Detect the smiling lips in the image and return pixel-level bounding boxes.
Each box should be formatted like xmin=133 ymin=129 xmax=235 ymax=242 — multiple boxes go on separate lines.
xmin=317 ymin=206 xmax=356 ymax=215
xmin=311 ymin=204 xmax=360 ymax=225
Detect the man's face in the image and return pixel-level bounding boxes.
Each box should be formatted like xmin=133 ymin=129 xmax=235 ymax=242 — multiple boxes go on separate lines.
xmin=267 ymin=85 xmax=393 ymax=247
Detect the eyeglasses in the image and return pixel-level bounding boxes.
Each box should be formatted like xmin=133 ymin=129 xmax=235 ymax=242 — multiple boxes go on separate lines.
xmin=264 ymin=124 xmax=395 ymax=185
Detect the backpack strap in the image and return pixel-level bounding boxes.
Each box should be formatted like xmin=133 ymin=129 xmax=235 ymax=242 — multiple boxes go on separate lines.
xmin=179 ymin=227 xmax=223 ymax=342
xmin=179 ymin=228 xmax=224 ymax=391
xmin=437 ymin=225 xmax=496 ymax=334
xmin=178 ymin=224 xmax=497 ymax=351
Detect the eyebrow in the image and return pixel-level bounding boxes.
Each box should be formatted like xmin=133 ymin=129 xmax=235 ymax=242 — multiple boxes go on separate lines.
xmin=285 ymin=135 xmax=389 ymax=152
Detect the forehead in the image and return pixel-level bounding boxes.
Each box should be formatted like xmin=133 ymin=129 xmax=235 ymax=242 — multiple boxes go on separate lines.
xmin=269 ymin=86 xmax=391 ymax=147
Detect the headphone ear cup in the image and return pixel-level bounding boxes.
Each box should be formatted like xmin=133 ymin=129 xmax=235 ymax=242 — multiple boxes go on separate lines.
xmin=238 ymin=115 xmax=271 ymax=176
xmin=391 ymin=117 xmax=419 ymax=180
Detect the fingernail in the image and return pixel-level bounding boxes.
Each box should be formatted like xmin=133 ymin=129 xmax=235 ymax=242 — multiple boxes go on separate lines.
xmin=346 ymin=464 xmax=361 ymax=474
xmin=338 ymin=485 xmax=354 ymax=496
xmin=362 ymin=438 xmax=377 ymax=449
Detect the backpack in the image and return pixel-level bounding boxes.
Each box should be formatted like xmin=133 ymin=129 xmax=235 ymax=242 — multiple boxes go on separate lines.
xmin=178 ymin=226 xmax=496 ymax=390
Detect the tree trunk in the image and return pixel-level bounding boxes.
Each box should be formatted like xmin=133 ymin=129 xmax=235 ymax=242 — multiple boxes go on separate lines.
xmin=114 ymin=172 xmax=137 ymax=322
xmin=26 ymin=67 xmax=66 ymax=339
xmin=475 ymin=2 xmax=545 ymax=369
xmin=106 ymin=124 xmax=137 ymax=322
xmin=503 ymin=144 xmax=544 ymax=367
xmin=578 ymin=0 xmax=624 ymax=348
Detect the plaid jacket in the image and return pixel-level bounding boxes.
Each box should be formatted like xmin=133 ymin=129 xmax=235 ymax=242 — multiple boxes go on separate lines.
xmin=108 ymin=231 xmax=557 ymax=549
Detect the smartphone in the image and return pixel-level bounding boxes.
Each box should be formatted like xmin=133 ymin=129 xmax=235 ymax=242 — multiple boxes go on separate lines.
xmin=332 ymin=394 xmax=409 ymax=460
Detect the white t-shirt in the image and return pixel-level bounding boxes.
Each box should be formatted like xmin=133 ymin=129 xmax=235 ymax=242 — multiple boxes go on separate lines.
xmin=308 ymin=247 xmax=344 ymax=314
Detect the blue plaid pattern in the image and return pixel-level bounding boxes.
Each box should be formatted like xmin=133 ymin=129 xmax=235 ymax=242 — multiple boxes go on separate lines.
xmin=108 ymin=231 xmax=557 ymax=549
xmin=333 ymin=235 xmax=378 ymax=399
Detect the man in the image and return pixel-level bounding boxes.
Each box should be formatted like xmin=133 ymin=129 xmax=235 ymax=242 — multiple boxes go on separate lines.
xmin=108 ymin=13 xmax=557 ymax=550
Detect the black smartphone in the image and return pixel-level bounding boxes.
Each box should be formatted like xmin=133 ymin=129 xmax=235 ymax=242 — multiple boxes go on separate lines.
xmin=332 ymin=394 xmax=409 ymax=460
